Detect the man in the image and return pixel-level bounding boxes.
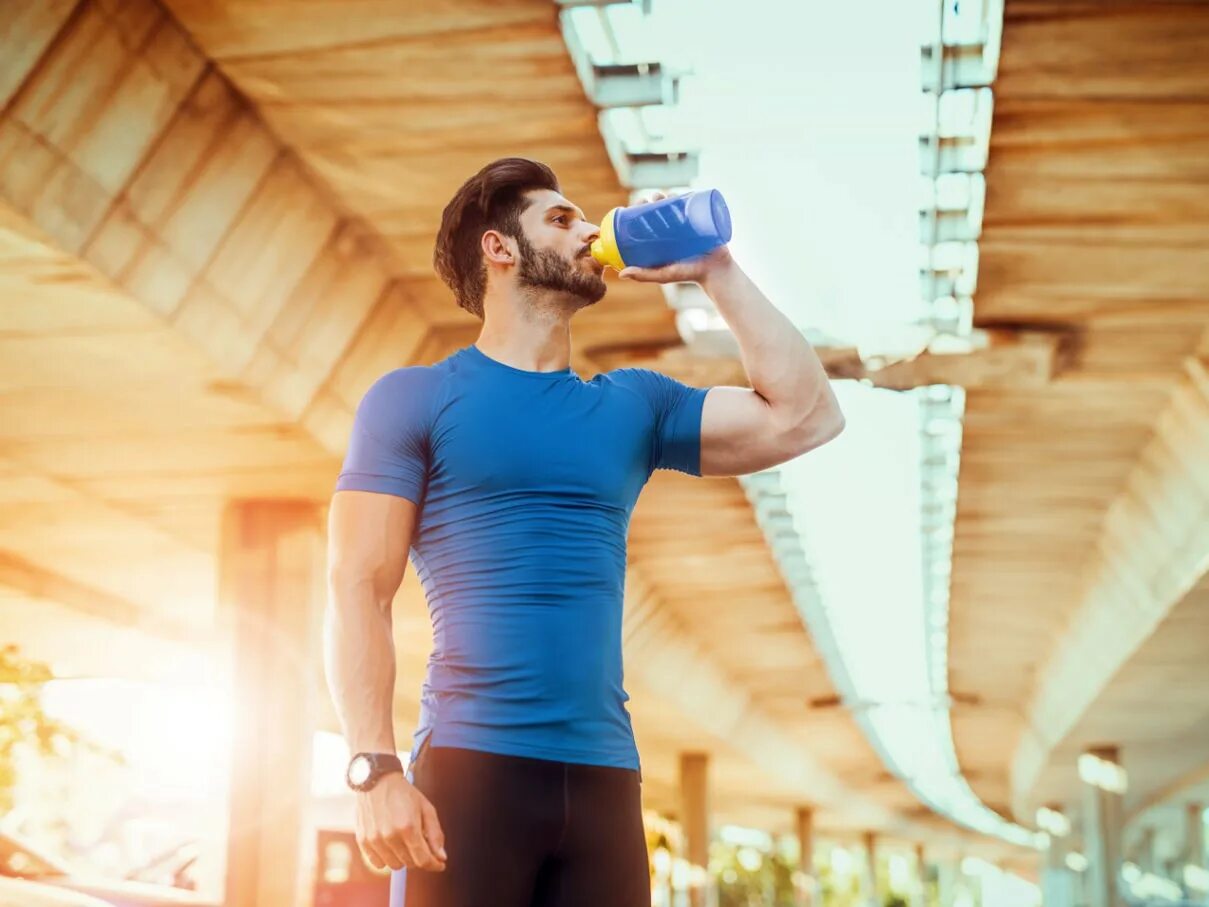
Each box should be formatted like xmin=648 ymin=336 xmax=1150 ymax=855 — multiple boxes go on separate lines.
xmin=324 ymin=157 xmax=844 ymax=907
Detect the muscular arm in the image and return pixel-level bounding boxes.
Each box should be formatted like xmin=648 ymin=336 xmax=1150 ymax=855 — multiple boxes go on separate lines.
xmin=620 ymin=245 xmax=845 ymax=477
xmin=323 ymin=489 xmax=415 ymax=753
xmin=697 ymin=253 xmax=844 ymax=476
xmin=324 ymin=489 xmax=445 ymax=872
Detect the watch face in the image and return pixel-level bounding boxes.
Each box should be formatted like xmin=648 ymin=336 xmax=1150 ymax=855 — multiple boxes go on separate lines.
xmin=348 ymin=755 xmax=372 ymax=787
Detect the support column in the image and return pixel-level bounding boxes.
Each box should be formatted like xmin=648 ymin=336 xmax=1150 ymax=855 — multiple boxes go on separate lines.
xmin=912 ymin=843 xmax=927 ymax=907
xmin=1081 ymin=746 xmax=1126 ymax=907
xmin=680 ymin=752 xmax=711 ymax=907
xmin=1041 ymin=814 xmax=1075 ymax=907
xmin=1185 ymin=802 xmax=1206 ymax=902
xmin=937 ymin=855 xmax=959 ymax=907
xmin=795 ymin=807 xmax=816 ymax=907
xmin=220 ymin=501 xmax=325 ymax=907
xmin=1071 ymin=847 xmax=1090 ymax=907
xmin=1135 ymin=825 xmax=1157 ymax=875
xmin=862 ymin=831 xmax=879 ymax=907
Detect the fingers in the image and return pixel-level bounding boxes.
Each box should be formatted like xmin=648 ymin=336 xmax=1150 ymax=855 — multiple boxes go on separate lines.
xmin=356 ymin=792 xmax=446 ymax=873
xmin=421 ymin=798 xmax=448 ymax=864
xmin=358 ymin=839 xmax=384 ymax=871
xmin=359 ymin=820 xmax=443 ymax=873
xmin=399 ymin=817 xmax=445 ymax=871
xmin=618 ymin=266 xmax=665 ymax=282
xmin=356 ymin=830 xmax=391 ymax=873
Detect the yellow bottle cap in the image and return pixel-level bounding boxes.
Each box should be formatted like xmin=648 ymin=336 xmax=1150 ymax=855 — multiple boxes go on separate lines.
xmin=590 ymin=208 xmax=626 ymax=270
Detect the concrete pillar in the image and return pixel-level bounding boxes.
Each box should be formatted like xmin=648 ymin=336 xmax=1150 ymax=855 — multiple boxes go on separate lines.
xmin=862 ymin=831 xmax=879 ymax=907
xmin=1041 ymin=816 xmax=1076 ymax=907
xmin=220 ymin=501 xmax=325 ymax=907
xmin=912 ymin=843 xmax=927 ymax=907
xmin=937 ymin=855 xmax=959 ymax=907
xmin=795 ymin=807 xmax=816 ymax=907
xmin=1135 ymin=825 xmax=1157 ymax=875
xmin=1075 ymin=856 xmax=1089 ymax=907
xmin=1185 ymin=802 xmax=1205 ymax=901
xmin=1081 ymin=746 xmax=1126 ymax=907
xmin=679 ymin=753 xmax=710 ymax=907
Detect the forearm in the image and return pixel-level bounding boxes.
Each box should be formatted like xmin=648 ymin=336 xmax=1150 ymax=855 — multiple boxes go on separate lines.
xmin=323 ymin=577 xmax=398 ymax=753
xmin=701 ymin=259 xmax=838 ymax=424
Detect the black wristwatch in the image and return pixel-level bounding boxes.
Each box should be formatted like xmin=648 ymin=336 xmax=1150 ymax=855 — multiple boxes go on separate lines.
xmin=346 ymin=752 xmax=404 ymax=792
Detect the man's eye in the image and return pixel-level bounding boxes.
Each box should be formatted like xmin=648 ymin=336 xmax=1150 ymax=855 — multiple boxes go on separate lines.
xmin=553 ymin=216 xmax=567 ymax=224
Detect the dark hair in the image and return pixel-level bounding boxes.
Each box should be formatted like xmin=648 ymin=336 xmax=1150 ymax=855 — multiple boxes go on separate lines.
xmin=433 ymin=157 xmax=560 ymax=319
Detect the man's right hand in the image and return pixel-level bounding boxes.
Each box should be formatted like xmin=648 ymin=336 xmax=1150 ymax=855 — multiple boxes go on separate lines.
xmin=355 ymin=773 xmax=447 ymax=872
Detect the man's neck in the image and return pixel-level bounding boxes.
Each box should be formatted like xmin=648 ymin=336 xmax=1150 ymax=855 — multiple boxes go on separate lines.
xmin=475 ymin=310 xmax=573 ymax=374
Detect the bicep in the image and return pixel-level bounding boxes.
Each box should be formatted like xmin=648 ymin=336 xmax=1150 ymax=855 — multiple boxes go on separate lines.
xmin=699 ymin=385 xmax=843 ymax=477
xmin=327 ymin=490 xmax=418 ymax=605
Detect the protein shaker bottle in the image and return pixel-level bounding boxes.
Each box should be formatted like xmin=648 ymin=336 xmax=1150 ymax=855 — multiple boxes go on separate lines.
xmin=590 ymin=189 xmax=732 ymax=271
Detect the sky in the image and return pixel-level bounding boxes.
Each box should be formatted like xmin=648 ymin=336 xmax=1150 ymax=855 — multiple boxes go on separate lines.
xmin=598 ymin=0 xmax=926 ymax=345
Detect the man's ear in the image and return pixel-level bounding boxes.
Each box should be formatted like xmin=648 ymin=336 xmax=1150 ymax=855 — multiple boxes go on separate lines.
xmin=482 ymin=230 xmax=514 ymax=265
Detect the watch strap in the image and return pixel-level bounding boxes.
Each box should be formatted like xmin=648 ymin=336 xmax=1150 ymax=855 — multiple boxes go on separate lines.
xmin=348 ymin=751 xmax=404 ymax=791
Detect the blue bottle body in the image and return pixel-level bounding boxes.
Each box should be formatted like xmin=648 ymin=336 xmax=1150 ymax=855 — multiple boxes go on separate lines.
xmin=592 ymin=189 xmax=732 ymax=270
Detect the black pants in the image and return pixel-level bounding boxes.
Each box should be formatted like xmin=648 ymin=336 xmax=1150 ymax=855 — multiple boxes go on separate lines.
xmin=390 ymin=745 xmax=650 ymax=907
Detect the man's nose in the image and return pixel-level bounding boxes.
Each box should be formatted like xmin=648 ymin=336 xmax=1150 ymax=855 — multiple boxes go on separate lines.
xmin=581 ymin=221 xmax=601 ymax=246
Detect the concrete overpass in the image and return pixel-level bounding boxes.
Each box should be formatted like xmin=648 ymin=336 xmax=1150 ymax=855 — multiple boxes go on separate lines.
xmin=2 ymin=1 xmax=1206 ymax=905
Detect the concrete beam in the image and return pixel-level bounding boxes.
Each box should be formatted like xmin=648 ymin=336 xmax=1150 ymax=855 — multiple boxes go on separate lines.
xmin=0 ymin=0 xmax=409 ymax=442
xmin=0 ymin=550 xmax=194 ymax=641
xmin=587 ymin=329 xmax=1063 ymax=392
xmin=1012 ymin=356 xmax=1209 ymax=817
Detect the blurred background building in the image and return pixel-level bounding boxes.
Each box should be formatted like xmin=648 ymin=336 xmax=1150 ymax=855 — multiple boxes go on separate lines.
xmin=0 ymin=1 xmax=1206 ymax=905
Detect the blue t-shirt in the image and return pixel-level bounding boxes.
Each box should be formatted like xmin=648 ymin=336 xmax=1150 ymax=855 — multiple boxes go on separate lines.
xmin=335 ymin=343 xmax=710 ymax=772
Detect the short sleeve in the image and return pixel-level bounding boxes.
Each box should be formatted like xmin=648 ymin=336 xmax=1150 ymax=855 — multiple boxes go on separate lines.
xmin=612 ymin=368 xmax=710 ymax=476
xmin=335 ymin=367 xmax=440 ymax=504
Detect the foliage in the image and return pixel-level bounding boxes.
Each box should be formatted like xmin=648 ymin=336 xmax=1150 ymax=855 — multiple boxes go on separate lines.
xmin=0 ymin=645 xmax=122 ymax=813
xmin=713 ymin=839 xmax=799 ymax=907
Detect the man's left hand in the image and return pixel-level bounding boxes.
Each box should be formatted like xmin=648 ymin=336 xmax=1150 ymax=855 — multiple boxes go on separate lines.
xmin=619 ymin=244 xmax=733 ymax=286
xmin=615 ymin=192 xmax=734 ymax=286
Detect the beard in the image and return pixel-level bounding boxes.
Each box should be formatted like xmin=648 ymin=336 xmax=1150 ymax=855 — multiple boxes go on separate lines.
xmin=514 ymin=232 xmax=607 ymax=308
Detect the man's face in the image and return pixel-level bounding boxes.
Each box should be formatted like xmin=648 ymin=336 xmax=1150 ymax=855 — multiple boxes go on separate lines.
xmin=512 ymin=189 xmax=606 ymax=307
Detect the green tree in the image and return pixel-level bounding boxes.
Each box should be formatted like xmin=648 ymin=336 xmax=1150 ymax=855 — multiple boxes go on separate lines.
xmin=0 ymin=645 xmax=122 ymax=813
xmin=713 ymin=840 xmax=799 ymax=907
